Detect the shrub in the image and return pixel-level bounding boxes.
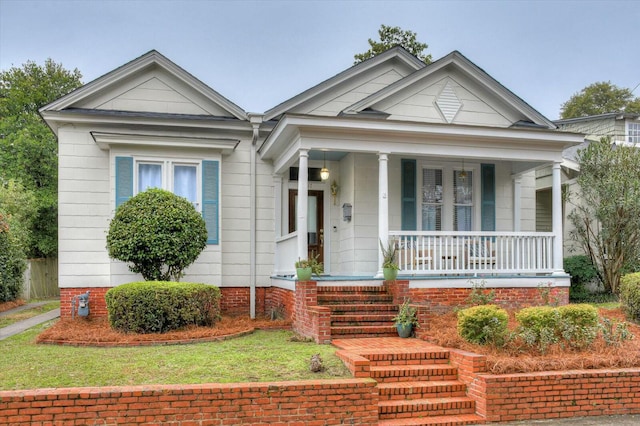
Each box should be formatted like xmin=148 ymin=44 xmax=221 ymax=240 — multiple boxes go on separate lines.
xmin=465 ymin=280 xmax=496 ymax=306
xmin=516 ymin=306 xmax=561 ymax=352
xmin=516 ymin=304 xmax=600 ymax=351
xmin=600 ymin=317 xmax=634 ymax=346
xmin=457 ymin=305 xmax=508 ymax=346
xmin=564 ymin=255 xmax=598 ymax=287
xmin=0 ymin=213 xmax=26 ymax=302
xmin=557 ymin=304 xmax=599 ymax=348
xmin=105 ymin=281 xmax=221 ymax=333
xmin=106 ymin=189 xmax=207 ymax=281
xmin=620 ymin=272 xmax=640 ymax=321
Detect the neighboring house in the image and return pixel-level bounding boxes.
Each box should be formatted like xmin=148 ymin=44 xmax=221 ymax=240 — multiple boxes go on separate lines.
xmin=40 ymin=48 xmax=583 ymax=336
xmin=536 ymin=113 xmax=640 ymax=255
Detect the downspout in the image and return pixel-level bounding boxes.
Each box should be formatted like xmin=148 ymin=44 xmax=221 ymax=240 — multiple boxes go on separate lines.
xmin=248 ymin=114 xmax=263 ymax=319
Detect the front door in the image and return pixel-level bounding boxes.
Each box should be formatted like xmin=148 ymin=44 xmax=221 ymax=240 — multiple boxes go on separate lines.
xmin=288 ymin=190 xmax=324 ymax=264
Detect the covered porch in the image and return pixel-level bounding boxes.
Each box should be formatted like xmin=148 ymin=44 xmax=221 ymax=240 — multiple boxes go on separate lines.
xmin=262 ymin=116 xmax=579 ymax=283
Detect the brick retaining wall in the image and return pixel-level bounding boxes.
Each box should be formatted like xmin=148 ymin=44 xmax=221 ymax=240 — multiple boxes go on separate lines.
xmin=0 ymin=379 xmax=378 ymax=425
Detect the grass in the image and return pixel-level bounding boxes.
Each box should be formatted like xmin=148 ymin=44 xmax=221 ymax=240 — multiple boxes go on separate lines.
xmin=0 ymin=300 xmax=60 ymax=328
xmin=0 ymin=322 xmax=350 ymax=391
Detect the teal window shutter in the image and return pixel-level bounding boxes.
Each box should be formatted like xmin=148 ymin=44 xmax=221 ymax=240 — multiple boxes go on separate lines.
xmin=115 ymin=156 xmax=133 ymax=208
xmin=401 ymin=159 xmax=417 ymax=230
xmin=481 ymin=164 xmax=496 ymax=231
xmin=202 ymin=160 xmax=219 ymax=244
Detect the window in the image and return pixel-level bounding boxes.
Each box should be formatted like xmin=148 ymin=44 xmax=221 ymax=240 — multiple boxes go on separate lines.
xmin=628 ymin=122 xmax=640 ymax=144
xmin=418 ymin=164 xmax=476 ymax=231
xmin=135 ymin=160 xmax=200 ymax=210
xmin=421 ymin=168 xmax=442 ymax=230
xmin=116 ymin=156 xmax=219 ymax=244
xmin=453 ymin=170 xmax=473 ymax=231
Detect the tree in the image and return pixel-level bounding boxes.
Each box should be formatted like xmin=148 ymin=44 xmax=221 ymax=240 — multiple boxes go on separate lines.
xmin=560 ymin=81 xmax=640 ymax=119
xmin=354 ymin=25 xmax=432 ymax=64
xmin=106 ymin=189 xmax=208 ymax=281
xmin=0 ymin=59 xmax=83 ymax=258
xmin=568 ymin=137 xmax=640 ymax=294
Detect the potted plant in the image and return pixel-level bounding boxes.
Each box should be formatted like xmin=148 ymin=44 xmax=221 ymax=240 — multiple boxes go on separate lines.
xmin=393 ymin=299 xmax=418 ymax=338
xmin=295 ymin=255 xmax=323 ymax=281
xmin=380 ymin=239 xmax=399 ymax=281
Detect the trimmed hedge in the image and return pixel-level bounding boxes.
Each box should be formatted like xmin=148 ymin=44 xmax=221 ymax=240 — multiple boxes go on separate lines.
xmin=457 ymin=304 xmax=508 ymax=346
xmin=105 ymin=281 xmax=221 ymax=334
xmin=0 ymin=214 xmax=26 ymax=302
xmin=620 ymin=272 xmax=640 ymax=321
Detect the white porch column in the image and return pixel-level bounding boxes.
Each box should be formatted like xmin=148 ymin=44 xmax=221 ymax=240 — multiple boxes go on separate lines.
xmin=376 ymin=152 xmax=389 ymax=278
xmin=297 ymin=150 xmax=309 ymax=261
xmin=552 ymin=161 xmax=564 ymax=273
xmin=513 ymin=175 xmax=522 ymax=232
xmin=273 ymin=175 xmax=283 ymax=238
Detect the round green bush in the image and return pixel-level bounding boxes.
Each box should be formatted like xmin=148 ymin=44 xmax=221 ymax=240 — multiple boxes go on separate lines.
xmin=105 ymin=281 xmax=221 ymax=333
xmin=0 ymin=214 xmax=26 ymax=302
xmin=620 ymin=272 xmax=640 ymax=321
xmin=457 ymin=304 xmax=508 ymax=345
xmin=106 ymin=189 xmax=207 ymax=281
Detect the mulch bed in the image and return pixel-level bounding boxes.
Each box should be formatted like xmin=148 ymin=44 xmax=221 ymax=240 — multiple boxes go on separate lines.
xmin=0 ymin=299 xmax=26 ymax=314
xmin=425 ymin=307 xmax=640 ymax=374
xmin=36 ymin=315 xmax=292 ymax=347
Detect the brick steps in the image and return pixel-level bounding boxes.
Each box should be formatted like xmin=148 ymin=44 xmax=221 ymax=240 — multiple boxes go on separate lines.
xmin=378 ymin=414 xmax=485 ymax=425
xmin=318 ymin=294 xmax=394 ymax=304
xmin=327 ymin=303 xmax=398 ymax=313
xmin=331 ymin=313 xmax=397 ymax=326
xmin=379 ymin=396 xmax=476 ymax=419
xmin=371 ymin=364 xmax=459 ymax=382
xmin=378 ymin=381 xmax=468 ymax=399
xmin=333 ymin=338 xmax=483 ymax=425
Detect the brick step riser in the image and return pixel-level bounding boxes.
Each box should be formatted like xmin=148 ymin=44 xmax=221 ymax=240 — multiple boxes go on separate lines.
xmin=374 ymin=373 xmax=460 ymax=383
xmin=331 ymin=327 xmax=398 ymax=339
xmin=318 ymin=297 xmax=394 ymax=305
xmin=380 ymin=390 xmax=468 ymax=401
xmin=379 ymin=407 xmax=477 ymax=421
xmin=333 ymin=321 xmax=395 ymax=327
xmin=370 ymin=359 xmax=451 ymax=367
xmin=332 ymin=314 xmax=396 ymax=321
xmin=326 ymin=304 xmax=398 ymax=313
xmin=377 ymin=414 xmax=485 ymax=426
xmin=317 ymin=286 xmax=388 ymax=294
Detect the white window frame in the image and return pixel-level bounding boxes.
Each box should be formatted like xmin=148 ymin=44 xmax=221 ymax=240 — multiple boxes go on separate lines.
xmin=418 ymin=161 xmax=481 ymax=231
xmin=134 ymin=156 xmax=202 ymax=212
xmin=627 ymin=121 xmax=640 ymax=145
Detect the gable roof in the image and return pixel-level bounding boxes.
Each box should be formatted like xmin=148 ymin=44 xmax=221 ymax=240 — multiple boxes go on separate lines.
xmin=40 ymin=50 xmax=247 ymax=121
xmin=341 ymin=50 xmax=556 ymax=129
xmin=263 ymin=46 xmax=426 ymax=121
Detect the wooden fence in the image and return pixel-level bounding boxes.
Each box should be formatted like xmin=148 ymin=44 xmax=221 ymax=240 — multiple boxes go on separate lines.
xmin=22 ymin=258 xmax=59 ymax=300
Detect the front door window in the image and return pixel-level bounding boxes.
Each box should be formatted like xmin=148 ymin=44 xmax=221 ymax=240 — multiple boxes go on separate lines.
xmin=289 ymin=190 xmax=324 ymax=264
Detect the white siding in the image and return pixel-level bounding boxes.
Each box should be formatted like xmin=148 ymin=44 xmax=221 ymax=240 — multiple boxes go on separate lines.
xmin=375 ymin=73 xmax=517 ymax=127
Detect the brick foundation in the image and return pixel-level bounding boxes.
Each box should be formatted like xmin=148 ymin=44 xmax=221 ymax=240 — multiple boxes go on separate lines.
xmin=60 ymin=286 xmax=295 ymax=320
xmin=0 ymin=379 xmax=378 ymax=425
xmin=404 ymin=282 xmax=570 ymax=313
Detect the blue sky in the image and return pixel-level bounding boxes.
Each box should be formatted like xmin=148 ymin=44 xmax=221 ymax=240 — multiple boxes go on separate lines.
xmin=1 ymin=0 xmax=638 ymax=120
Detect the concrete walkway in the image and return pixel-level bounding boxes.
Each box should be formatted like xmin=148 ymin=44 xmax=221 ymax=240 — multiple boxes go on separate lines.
xmin=500 ymin=414 xmax=640 ymax=425
xmin=0 ymin=301 xmax=60 ymax=341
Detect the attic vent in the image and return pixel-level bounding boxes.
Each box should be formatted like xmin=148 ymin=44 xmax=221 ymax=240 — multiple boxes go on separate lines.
xmin=435 ymin=82 xmax=462 ymax=123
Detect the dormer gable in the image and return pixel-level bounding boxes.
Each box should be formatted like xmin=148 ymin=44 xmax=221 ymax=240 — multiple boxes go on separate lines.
xmin=264 ymin=46 xmax=426 ymax=121
xmin=342 ymin=51 xmax=556 ymax=129
xmin=40 ymin=50 xmax=247 ymax=128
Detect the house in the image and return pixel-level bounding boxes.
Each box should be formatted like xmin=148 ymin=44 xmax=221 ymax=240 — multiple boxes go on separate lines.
xmin=535 ymin=113 xmax=640 ymax=255
xmin=40 ymin=48 xmax=584 ymax=341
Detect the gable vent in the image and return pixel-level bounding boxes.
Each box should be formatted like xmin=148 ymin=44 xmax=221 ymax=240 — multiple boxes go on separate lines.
xmin=435 ymin=82 xmax=462 ymax=123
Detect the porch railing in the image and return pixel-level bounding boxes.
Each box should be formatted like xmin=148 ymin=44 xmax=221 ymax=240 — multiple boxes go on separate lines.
xmin=389 ymin=231 xmax=555 ymax=275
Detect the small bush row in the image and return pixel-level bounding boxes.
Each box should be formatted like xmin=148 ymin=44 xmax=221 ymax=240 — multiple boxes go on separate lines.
xmin=457 ymin=303 xmax=630 ymax=351
xmin=105 ymin=281 xmax=221 ymax=334
xmin=620 ymin=272 xmax=640 ymax=321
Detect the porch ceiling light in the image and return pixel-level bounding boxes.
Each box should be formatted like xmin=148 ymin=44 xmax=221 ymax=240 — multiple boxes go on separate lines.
xmin=320 ymin=151 xmax=330 ymax=181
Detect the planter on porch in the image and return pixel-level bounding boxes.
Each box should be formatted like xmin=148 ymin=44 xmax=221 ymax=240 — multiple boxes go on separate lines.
xmin=383 ymin=267 xmax=398 ymax=281
xmin=296 ymin=267 xmax=312 ymax=281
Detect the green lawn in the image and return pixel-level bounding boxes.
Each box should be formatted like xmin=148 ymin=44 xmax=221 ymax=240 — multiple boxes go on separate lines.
xmin=0 ymin=322 xmax=350 ymax=391
xmin=0 ymin=300 xmax=60 ymax=328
